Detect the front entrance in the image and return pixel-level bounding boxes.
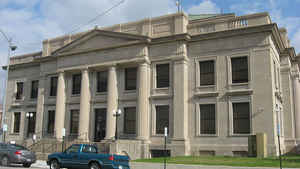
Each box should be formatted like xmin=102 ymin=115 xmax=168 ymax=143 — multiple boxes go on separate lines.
xmin=94 ymin=108 xmax=107 ymax=142
xmin=26 ymin=112 xmax=36 ymax=138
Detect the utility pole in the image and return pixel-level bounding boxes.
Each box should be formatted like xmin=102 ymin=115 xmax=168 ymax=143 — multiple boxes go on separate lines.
xmin=0 ymin=29 xmax=17 ymax=143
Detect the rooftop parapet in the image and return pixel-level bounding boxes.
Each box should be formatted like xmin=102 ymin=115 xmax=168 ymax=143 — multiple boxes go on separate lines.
xmin=188 ymin=12 xmax=272 ymax=35
xmin=6 ymin=12 xmax=276 ymax=66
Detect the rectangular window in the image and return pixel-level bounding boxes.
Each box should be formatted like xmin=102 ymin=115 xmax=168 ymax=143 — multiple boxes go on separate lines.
xmin=50 ymin=76 xmax=58 ymax=96
xmin=97 ymin=71 xmax=108 ymax=92
xmin=16 ymin=82 xmax=24 ymax=100
xmin=200 ymin=60 xmax=215 ymax=86
xmin=13 ymin=112 xmax=21 ymax=133
xmin=47 ymin=110 xmax=55 ymax=134
xmin=124 ymin=107 xmax=136 ymax=134
xmin=125 ymin=67 xmax=137 ymax=90
xmin=72 ymin=74 xmax=81 ymax=95
xmin=70 ymin=110 xmax=79 ymax=135
xmin=156 ymin=105 xmax=169 ymax=134
xmin=231 ymin=57 xmax=248 ymax=83
xmin=156 ymin=64 xmax=169 ymax=88
xmin=233 ymin=102 xmax=250 ymax=134
xmin=200 ymin=104 xmax=216 ymax=134
xmin=30 ymin=80 xmax=39 ymax=99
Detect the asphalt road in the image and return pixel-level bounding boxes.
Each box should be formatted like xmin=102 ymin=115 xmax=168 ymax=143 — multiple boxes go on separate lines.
xmin=0 ymin=164 xmax=44 ymax=169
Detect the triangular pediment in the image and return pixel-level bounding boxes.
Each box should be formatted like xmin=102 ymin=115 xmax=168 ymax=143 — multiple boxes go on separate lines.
xmin=53 ymin=29 xmax=149 ymax=55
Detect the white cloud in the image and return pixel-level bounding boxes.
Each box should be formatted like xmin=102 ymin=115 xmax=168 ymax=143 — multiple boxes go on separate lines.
xmin=187 ymin=0 xmax=220 ymax=14
xmin=0 ymin=0 xmax=177 ymax=103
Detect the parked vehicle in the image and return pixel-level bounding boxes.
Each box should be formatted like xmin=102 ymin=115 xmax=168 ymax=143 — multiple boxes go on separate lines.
xmin=47 ymin=144 xmax=130 ymax=169
xmin=0 ymin=143 xmax=36 ymax=167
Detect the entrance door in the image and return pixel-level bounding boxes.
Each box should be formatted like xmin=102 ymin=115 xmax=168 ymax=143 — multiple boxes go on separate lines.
xmin=27 ymin=112 xmax=36 ymax=137
xmin=94 ymin=108 xmax=106 ymax=142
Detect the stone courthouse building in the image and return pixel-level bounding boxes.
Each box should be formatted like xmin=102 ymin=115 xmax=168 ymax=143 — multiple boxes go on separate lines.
xmin=2 ymin=12 xmax=300 ymax=158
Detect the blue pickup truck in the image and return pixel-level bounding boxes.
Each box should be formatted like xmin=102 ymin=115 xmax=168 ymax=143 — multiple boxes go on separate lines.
xmin=47 ymin=144 xmax=130 ymax=169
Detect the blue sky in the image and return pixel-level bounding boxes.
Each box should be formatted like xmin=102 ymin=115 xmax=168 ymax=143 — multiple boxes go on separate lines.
xmin=0 ymin=0 xmax=300 ymax=103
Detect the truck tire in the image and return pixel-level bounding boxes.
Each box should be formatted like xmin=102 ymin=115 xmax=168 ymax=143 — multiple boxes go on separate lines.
xmin=1 ymin=156 xmax=10 ymax=166
xmin=89 ymin=162 xmax=101 ymax=169
xmin=23 ymin=163 xmax=31 ymax=168
xmin=50 ymin=159 xmax=60 ymax=169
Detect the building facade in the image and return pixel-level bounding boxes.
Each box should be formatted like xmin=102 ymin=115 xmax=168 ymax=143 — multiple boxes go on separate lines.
xmin=2 ymin=12 xmax=300 ymax=158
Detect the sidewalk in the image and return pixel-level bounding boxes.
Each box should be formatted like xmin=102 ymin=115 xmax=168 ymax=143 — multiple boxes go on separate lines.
xmin=33 ymin=161 xmax=300 ymax=169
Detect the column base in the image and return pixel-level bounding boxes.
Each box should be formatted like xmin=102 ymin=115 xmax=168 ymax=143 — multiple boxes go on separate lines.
xmin=170 ymin=138 xmax=190 ymax=157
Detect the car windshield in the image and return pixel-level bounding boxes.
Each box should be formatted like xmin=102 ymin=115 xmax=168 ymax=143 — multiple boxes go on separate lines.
xmin=9 ymin=144 xmax=28 ymax=150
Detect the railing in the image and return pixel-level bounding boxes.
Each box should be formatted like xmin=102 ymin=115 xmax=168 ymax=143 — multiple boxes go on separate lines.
xmin=188 ymin=13 xmax=271 ymax=35
xmin=228 ymin=19 xmax=248 ymax=29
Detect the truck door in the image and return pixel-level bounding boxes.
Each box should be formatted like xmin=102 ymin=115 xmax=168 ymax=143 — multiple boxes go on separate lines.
xmin=62 ymin=144 xmax=81 ymax=168
xmin=79 ymin=145 xmax=98 ymax=166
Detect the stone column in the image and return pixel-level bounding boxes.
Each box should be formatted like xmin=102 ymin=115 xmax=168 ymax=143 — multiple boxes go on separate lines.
xmin=55 ymin=71 xmax=66 ymax=140
xmin=78 ymin=69 xmax=91 ymax=141
xmin=36 ymin=76 xmax=46 ymax=139
xmin=137 ymin=62 xmax=150 ymax=140
xmin=105 ymin=66 xmax=118 ymax=140
xmin=293 ymin=74 xmax=300 ymax=141
xmin=172 ymin=59 xmax=189 ymax=156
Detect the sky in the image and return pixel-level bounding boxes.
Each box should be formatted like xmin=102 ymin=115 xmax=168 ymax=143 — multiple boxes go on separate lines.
xmin=0 ymin=0 xmax=300 ymax=103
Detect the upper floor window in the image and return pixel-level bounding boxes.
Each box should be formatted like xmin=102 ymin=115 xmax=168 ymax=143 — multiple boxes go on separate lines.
xmin=200 ymin=60 xmax=215 ymax=86
xmin=125 ymin=67 xmax=137 ymax=90
xmin=70 ymin=109 xmax=79 ymax=135
xmin=30 ymin=80 xmax=39 ymax=99
xmin=156 ymin=105 xmax=169 ymax=134
xmin=16 ymin=82 xmax=24 ymax=100
xmin=47 ymin=110 xmax=55 ymax=134
xmin=50 ymin=76 xmax=58 ymax=96
xmin=156 ymin=63 xmax=169 ymax=88
xmin=231 ymin=57 xmax=248 ymax=83
xmin=13 ymin=112 xmax=21 ymax=133
xmin=233 ymin=102 xmax=250 ymax=134
xmin=200 ymin=104 xmax=216 ymax=134
xmin=123 ymin=107 xmax=136 ymax=134
xmin=97 ymin=71 xmax=108 ymax=93
xmin=72 ymin=74 xmax=81 ymax=95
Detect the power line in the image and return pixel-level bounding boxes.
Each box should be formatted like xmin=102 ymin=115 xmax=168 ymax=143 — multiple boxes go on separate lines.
xmin=67 ymin=0 xmax=125 ymax=35
xmin=9 ymin=0 xmax=126 ymax=48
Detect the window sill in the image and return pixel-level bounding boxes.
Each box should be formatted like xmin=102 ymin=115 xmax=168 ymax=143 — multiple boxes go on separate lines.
xmin=96 ymin=92 xmax=107 ymax=95
xmin=48 ymin=96 xmax=57 ymax=98
xmin=124 ymin=90 xmax=136 ymax=94
xmin=231 ymin=82 xmax=249 ymax=86
xmin=230 ymin=133 xmax=252 ymax=137
xmin=71 ymin=94 xmax=81 ymax=97
xmin=226 ymin=89 xmax=253 ymax=96
xmin=194 ymin=91 xmax=219 ymax=98
xmin=198 ymin=85 xmax=216 ymax=88
xmin=10 ymin=133 xmax=20 ymax=136
xmin=196 ymin=134 xmax=218 ymax=137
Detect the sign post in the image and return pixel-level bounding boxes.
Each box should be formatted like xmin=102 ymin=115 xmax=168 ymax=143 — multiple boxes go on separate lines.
xmin=276 ymin=107 xmax=282 ymax=169
xmin=3 ymin=124 xmax=7 ymax=143
xmin=62 ymin=128 xmax=66 ymax=152
xmin=164 ymin=127 xmax=168 ymax=169
xmin=277 ymin=124 xmax=282 ymax=169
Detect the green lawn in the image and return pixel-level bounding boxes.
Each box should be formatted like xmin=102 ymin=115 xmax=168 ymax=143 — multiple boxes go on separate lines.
xmin=134 ymin=156 xmax=300 ymax=168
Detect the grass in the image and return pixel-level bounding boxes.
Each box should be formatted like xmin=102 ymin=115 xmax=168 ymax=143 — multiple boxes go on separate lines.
xmin=133 ymin=155 xmax=300 ymax=168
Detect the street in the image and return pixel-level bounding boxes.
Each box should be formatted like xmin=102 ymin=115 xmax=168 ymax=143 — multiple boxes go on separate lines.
xmin=0 ymin=165 xmax=44 ymax=169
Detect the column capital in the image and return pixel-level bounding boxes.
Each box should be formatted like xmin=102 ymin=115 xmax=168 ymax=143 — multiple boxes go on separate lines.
xmin=81 ymin=67 xmax=89 ymax=73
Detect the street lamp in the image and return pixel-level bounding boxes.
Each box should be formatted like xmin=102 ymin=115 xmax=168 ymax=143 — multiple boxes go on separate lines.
xmin=1 ymin=29 xmax=17 ymax=142
xmin=113 ymin=109 xmax=122 ymax=140
xmin=26 ymin=112 xmax=34 ymax=138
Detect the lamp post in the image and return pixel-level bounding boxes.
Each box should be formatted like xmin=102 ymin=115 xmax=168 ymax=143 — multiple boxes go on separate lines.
xmin=0 ymin=29 xmax=17 ymax=143
xmin=26 ymin=112 xmax=34 ymax=138
xmin=113 ymin=109 xmax=122 ymax=140
xmin=164 ymin=127 xmax=168 ymax=169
